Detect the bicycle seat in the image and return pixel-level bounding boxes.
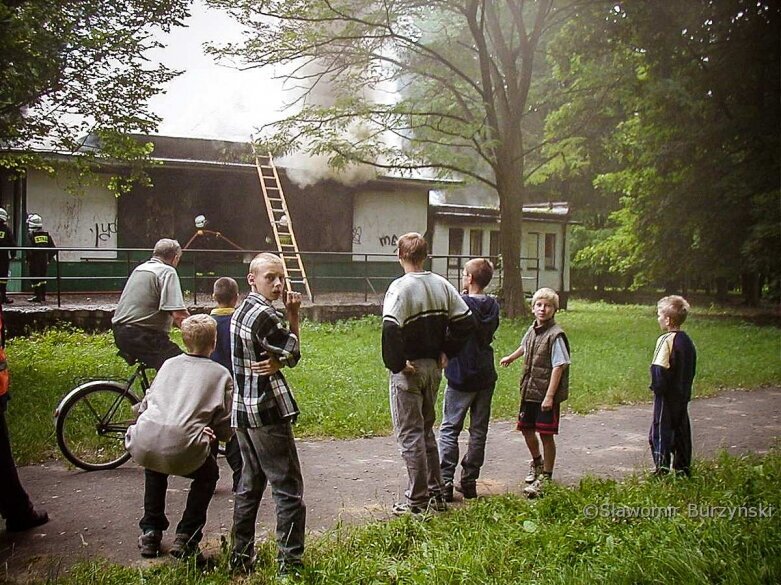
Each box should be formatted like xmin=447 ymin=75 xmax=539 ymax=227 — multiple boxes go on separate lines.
xmin=116 ymin=350 xmax=149 ymax=369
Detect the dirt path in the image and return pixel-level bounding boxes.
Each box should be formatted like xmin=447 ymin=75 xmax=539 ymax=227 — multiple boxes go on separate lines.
xmin=2 ymin=387 xmax=779 ymax=583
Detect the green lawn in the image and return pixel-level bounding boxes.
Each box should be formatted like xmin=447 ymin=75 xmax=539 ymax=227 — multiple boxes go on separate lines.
xmin=6 ymin=301 xmax=781 ymax=465
xmin=41 ymin=450 xmax=781 ymax=584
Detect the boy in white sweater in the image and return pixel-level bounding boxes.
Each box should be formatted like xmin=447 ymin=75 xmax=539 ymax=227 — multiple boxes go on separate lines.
xmin=126 ymin=314 xmax=233 ymax=559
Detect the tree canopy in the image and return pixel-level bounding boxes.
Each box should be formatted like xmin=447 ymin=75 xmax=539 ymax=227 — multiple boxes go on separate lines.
xmin=547 ymin=0 xmax=780 ymax=303
xmin=208 ymin=0 xmax=599 ymax=317
xmin=0 ymin=0 xmax=190 ymax=194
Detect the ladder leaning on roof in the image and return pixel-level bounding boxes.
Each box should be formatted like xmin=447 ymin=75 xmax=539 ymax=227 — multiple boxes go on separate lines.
xmin=251 ymin=147 xmax=312 ymax=300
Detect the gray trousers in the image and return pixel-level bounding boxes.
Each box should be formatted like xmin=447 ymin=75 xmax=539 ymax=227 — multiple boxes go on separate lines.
xmin=232 ymin=424 xmax=306 ymax=565
xmin=438 ymin=384 xmax=495 ymax=486
xmin=389 ymin=359 xmax=444 ymax=507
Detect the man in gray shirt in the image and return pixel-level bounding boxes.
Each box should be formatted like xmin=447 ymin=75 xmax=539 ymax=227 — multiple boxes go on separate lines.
xmin=112 ymin=239 xmax=189 ymax=369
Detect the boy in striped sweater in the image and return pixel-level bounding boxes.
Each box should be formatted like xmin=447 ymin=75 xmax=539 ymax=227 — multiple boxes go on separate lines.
xmin=382 ymin=232 xmax=474 ymax=515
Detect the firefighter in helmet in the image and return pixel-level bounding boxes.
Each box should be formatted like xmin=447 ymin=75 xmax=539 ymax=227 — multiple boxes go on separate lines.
xmin=25 ymin=214 xmax=56 ymax=303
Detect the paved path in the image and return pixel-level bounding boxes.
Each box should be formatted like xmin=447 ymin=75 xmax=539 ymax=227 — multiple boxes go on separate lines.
xmin=1 ymin=387 xmax=779 ymax=583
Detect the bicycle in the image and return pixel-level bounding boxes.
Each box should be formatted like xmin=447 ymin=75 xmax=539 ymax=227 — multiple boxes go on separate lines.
xmin=54 ymin=352 xmax=150 ymax=471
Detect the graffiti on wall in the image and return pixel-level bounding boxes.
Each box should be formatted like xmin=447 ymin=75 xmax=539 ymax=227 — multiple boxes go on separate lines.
xmin=378 ymin=234 xmax=399 ymax=248
xmin=89 ymin=221 xmax=118 ymax=247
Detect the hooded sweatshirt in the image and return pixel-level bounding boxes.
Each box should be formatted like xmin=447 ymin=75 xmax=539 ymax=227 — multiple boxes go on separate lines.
xmin=444 ymin=294 xmax=500 ymax=392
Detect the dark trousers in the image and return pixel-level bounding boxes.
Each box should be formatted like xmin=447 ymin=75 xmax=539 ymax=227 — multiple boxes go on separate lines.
xmin=649 ymin=395 xmax=692 ymax=475
xmin=0 ymin=402 xmax=36 ymax=524
xmin=0 ymin=258 xmax=10 ymax=299
xmin=113 ymin=324 xmax=182 ymax=371
xmin=27 ymin=259 xmax=48 ymax=299
xmin=140 ymin=454 xmax=219 ymax=541
xmin=224 ymin=435 xmax=243 ymax=492
xmin=232 ymin=424 xmax=306 ymax=565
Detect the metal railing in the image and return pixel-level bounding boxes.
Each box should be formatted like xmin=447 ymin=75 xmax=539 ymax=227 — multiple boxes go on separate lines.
xmin=2 ymin=246 xmax=540 ymax=307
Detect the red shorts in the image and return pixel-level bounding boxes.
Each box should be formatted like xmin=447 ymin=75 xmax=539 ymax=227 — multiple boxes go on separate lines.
xmin=516 ymin=401 xmax=560 ymax=435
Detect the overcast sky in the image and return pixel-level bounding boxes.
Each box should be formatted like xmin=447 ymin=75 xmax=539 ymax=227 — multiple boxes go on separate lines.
xmin=147 ymin=1 xmax=284 ymax=141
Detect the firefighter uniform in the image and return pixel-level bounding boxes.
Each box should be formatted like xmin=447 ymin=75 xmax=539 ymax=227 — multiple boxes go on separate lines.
xmin=26 ymin=229 xmax=55 ymax=303
xmin=0 ymin=222 xmax=16 ymax=303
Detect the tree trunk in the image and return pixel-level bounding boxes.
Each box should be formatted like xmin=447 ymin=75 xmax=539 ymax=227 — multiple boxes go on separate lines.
xmin=741 ymin=272 xmax=760 ymax=307
xmin=497 ymin=176 xmax=529 ymax=319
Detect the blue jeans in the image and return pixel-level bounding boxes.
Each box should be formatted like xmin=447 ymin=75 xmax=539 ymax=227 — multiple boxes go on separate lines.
xmin=389 ymin=359 xmax=444 ymax=507
xmin=439 ymin=384 xmax=495 ymax=486
xmin=232 ymin=424 xmax=306 ymax=565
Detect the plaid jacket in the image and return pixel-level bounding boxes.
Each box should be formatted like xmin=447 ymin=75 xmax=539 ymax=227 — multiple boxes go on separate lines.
xmin=230 ymin=292 xmax=301 ymax=427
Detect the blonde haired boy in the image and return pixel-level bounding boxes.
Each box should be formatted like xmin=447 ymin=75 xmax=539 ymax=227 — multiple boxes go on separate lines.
xmin=229 ymin=253 xmax=306 ymax=577
xmin=500 ymin=287 xmax=570 ymax=498
xmin=126 ymin=313 xmax=234 ymax=560
xmin=649 ymin=295 xmax=696 ymax=476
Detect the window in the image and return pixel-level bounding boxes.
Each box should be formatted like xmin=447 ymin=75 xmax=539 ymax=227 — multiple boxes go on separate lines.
xmin=489 ymin=230 xmax=501 ymax=262
xmin=448 ymin=228 xmax=464 ymax=269
xmin=469 ymin=229 xmax=483 ymax=256
xmin=544 ymin=233 xmax=557 ymax=269
xmin=524 ymin=233 xmax=540 ymax=271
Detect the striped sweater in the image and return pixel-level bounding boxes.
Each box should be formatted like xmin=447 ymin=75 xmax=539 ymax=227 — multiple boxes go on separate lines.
xmin=382 ymin=271 xmax=474 ymax=373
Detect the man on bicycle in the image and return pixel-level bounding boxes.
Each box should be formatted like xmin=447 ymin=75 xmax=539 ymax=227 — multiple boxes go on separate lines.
xmin=112 ymin=239 xmax=189 ymax=370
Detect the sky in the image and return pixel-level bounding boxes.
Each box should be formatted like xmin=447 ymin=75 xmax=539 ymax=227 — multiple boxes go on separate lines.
xmin=147 ymin=1 xmax=284 ymax=141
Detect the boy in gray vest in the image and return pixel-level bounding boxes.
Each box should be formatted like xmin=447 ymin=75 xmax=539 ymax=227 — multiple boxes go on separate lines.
xmin=500 ymin=287 xmax=570 ymax=498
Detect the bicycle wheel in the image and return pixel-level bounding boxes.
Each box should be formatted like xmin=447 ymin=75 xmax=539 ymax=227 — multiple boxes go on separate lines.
xmin=55 ymin=382 xmax=140 ymax=471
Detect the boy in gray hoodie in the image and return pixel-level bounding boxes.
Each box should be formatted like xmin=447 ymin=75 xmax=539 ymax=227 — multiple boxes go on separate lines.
xmin=126 ymin=314 xmax=233 ymax=560
xmin=438 ymin=258 xmax=500 ymax=501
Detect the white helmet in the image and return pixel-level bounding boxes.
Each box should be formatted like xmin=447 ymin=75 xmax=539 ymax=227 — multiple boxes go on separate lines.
xmin=27 ymin=213 xmax=43 ymax=229
xmin=194 ymin=214 xmax=207 ymax=229
xmin=0 ymin=208 xmax=7 ymax=222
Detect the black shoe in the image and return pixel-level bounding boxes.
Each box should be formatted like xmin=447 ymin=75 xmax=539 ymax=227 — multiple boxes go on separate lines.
xmin=456 ymin=482 xmax=478 ymax=499
xmin=170 ymin=532 xmax=202 ymax=560
xmin=27 ymin=297 xmax=42 ymax=303
xmin=138 ymin=529 xmax=163 ymax=558
xmin=1 ymin=296 xmax=12 ymax=304
xmin=442 ymin=482 xmax=454 ymax=503
xmin=230 ymin=550 xmax=255 ymax=574
xmin=5 ymin=508 xmax=49 ymax=532
xmin=278 ymin=559 xmax=304 ymax=579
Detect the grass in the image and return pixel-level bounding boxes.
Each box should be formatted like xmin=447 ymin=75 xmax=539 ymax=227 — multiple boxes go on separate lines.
xmin=34 ymin=450 xmax=781 ymax=584
xmin=6 ymin=300 xmax=781 ymax=465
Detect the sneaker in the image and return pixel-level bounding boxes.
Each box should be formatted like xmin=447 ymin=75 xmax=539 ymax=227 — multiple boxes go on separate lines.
xmin=27 ymin=297 xmax=42 ymax=303
xmin=138 ymin=529 xmax=163 ymax=558
xmin=442 ymin=482 xmax=454 ymax=503
xmin=391 ymin=501 xmax=426 ymax=516
xmin=455 ymin=482 xmax=478 ymax=500
xmin=5 ymin=508 xmax=49 ymax=532
xmin=427 ymin=494 xmax=448 ymax=512
xmin=523 ymin=474 xmax=550 ymax=499
xmin=169 ymin=532 xmax=200 ymax=559
xmin=525 ymin=458 xmax=544 ymax=484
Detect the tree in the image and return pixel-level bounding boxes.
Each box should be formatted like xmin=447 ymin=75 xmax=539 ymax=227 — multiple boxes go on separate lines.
xmin=0 ymin=0 xmax=190 ymax=194
xmin=208 ymin=0 xmax=604 ymax=317
xmin=547 ymin=0 xmax=780 ymax=302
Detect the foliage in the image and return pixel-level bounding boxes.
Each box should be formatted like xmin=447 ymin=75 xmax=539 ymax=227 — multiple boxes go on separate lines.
xmin=34 ymin=451 xmax=781 ymax=583
xmin=7 ymin=303 xmax=781 ymax=465
xmin=546 ymin=0 xmax=781 ymax=301
xmin=205 ymin=0 xmax=601 ymax=317
xmin=0 ymin=0 xmax=190 ymax=195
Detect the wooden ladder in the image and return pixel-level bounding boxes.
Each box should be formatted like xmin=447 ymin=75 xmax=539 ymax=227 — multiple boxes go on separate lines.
xmin=252 ymin=148 xmax=312 ymax=300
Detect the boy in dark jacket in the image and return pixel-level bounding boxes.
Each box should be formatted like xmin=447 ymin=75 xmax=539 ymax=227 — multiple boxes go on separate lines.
xmin=209 ymin=276 xmax=243 ymax=491
xmin=438 ymin=258 xmax=499 ymax=501
xmin=649 ymin=295 xmax=696 ymax=477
